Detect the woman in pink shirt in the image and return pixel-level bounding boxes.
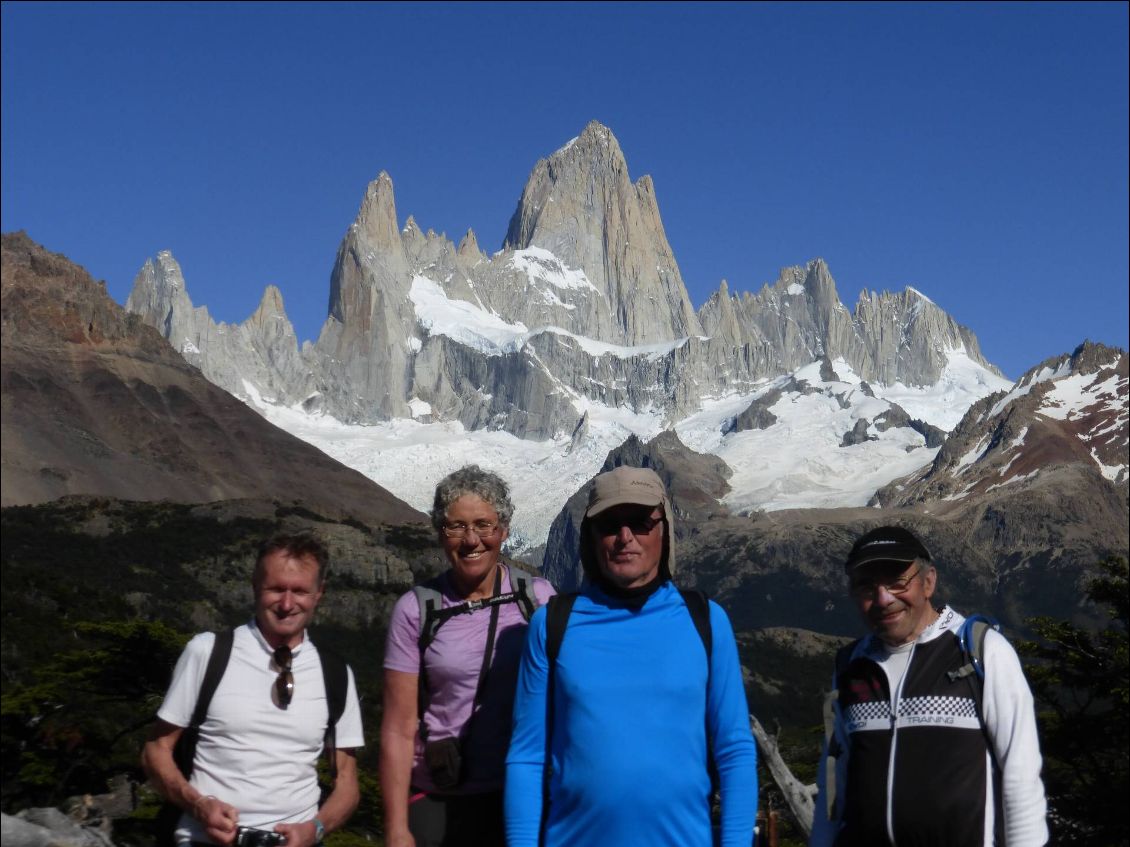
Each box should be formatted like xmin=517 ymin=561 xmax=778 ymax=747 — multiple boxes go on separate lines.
xmin=379 ymin=465 xmax=554 ymax=847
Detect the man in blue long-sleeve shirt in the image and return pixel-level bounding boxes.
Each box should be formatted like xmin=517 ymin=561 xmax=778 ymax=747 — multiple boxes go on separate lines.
xmin=505 ymin=466 xmax=759 ymax=847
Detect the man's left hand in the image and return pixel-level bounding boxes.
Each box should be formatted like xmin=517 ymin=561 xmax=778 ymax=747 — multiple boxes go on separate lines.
xmin=274 ymin=820 xmax=319 ymax=847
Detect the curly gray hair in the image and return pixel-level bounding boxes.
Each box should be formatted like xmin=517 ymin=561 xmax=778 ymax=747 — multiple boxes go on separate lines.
xmin=430 ymin=465 xmax=515 ymax=532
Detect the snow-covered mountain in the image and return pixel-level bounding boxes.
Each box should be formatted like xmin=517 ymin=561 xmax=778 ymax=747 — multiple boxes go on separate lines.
xmin=875 ymin=341 xmax=1128 ymax=506
xmin=125 ymin=121 xmax=1050 ymax=559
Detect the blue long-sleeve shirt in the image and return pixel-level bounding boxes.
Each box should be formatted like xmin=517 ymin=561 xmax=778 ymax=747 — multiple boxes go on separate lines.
xmin=505 ymin=581 xmax=759 ymax=847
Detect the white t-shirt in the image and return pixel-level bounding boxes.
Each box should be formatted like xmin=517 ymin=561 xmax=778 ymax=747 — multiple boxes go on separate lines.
xmin=157 ymin=621 xmax=364 ymax=841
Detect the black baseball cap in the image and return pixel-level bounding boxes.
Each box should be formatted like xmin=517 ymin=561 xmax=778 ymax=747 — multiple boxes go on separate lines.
xmin=845 ymin=526 xmax=932 ymax=573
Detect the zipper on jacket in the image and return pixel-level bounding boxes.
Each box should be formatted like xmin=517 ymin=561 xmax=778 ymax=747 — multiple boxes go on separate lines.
xmin=884 ymin=641 xmax=916 ymax=847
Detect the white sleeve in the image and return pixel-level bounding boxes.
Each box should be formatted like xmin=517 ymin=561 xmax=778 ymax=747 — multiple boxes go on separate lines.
xmin=810 ymin=699 xmax=849 ymax=845
xmin=155 ymin=632 xmax=216 ymax=728
xmin=810 ymin=736 xmax=836 ymax=847
xmin=334 ymin=664 xmax=365 ymax=749
xmin=981 ymin=630 xmax=1049 ymax=847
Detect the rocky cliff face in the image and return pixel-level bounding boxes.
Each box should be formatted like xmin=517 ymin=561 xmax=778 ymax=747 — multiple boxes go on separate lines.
xmin=502 ymin=120 xmax=703 ymax=344
xmin=697 ymin=261 xmax=1000 ymax=386
xmin=873 ymin=341 xmax=1128 ymax=507
xmin=2 ymin=232 xmax=423 ymax=527
xmin=125 ymin=251 xmax=314 ymax=408
xmin=125 ymin=121 xmax=1004 ymax=443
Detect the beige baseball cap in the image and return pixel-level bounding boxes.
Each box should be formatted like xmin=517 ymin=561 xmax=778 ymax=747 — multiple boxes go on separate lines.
xmin=580 ymin=465 xmax=676 ymax=579
xmin=585 ymin=465 xmax=667 ymax=517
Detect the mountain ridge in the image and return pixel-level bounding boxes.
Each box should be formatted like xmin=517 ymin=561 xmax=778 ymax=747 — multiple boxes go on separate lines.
xmin=103 ymin=121 xmax=1126 ymax=560
xmin=1 ymin=231 xmax=424 ymax=528
xmin=125 ymin=121 xmax=1003 ymax=444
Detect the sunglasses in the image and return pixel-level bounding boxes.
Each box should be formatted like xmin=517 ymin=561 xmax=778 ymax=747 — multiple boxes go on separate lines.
xmin=592 ymin=513 xmax=665 ymax=537
xmin=274 ymin=645 xmax=294 ymax=707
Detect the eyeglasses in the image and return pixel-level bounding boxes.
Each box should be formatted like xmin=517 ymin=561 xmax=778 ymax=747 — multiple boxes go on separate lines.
xmin=274 ymin=645 xmax=294 ymax=707
xmin=850 ymin=566 xmax=923 ymax=600
xmin=592 ymin=513 xmax=665 ymax=537
xmin=442 ymin=520 xmax=501 ymax=539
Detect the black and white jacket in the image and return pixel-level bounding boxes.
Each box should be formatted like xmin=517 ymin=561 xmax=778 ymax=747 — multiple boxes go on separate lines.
xmin=811 ymin=606 xmax=1048 ymax=847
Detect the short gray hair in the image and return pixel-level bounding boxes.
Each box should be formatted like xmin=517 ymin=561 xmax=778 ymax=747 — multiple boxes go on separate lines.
xmin=430 ymin=465 xmax=515 ymax=532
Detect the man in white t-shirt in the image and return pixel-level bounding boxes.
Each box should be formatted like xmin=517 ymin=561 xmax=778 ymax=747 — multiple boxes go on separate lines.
xmin=142 ymin=533 xmax=364 ymax=847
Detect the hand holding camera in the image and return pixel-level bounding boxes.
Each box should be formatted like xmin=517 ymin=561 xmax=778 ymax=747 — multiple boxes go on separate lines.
xmin=235 ymin=826 xmax=287 ymax=847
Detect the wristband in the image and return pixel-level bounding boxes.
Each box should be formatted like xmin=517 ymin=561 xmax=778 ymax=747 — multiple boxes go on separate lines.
xmin=313 ymin=818 xmax=325 ymax=843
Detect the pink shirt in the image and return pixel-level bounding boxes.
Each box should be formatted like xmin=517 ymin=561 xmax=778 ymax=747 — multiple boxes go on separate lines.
xmin=384 ymin=565 xmax=555 ymax=793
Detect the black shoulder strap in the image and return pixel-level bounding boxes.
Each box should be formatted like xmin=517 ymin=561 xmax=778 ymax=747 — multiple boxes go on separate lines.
xmin=679 ymin=589 xmax=712 ymax=661
xmin=191 ymin=629 xmax=234 ymax=728
xmin=419 ymin=567 xmax=540 ymax=651
xmin=317 ymin=643 xmax=350 ymax=784
xmin=172 ymin=629 xmax=233 ymax=778
xmin=545 ymin=592 xmax=578 ymax=663
xmin=540 ymin=592 xmax=576 ymax=847
xmin=679 ymin=589 xmax=719 ymax=799
xmin=320 ymin=647 xmax=349 ymax=728
xmin=834 ymin=639 xmax=860 ymax=683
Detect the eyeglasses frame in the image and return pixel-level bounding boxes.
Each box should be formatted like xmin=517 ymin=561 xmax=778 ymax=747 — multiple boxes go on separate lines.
xmin=850 ymin=564 xmax=925 ymax=600
xmin=441 ymin=520 xmax=502 ymax=539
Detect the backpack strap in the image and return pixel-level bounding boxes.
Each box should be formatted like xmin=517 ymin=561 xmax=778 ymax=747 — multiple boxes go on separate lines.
xmin=545 ymin=592 xmax=578 ymax=663
xmin=539 ymin=592 xmax=578 ymax=846
xmin=417 ymin=566 xmax=538 ymax=651
xmin=679 ymin=589 xmax=712 ymax=661
xmin=173 ymin=629 xmax=234 ymax=776
xmin=947 ymin=613 xmax=1002 ymax=778
xmin=678 ymin=588 xmax=719 ymax=812
xmin=317 ymin=644 xmax=350 ymax=784
xmin=192 ymin=629 xmax=234 ymax=728
xmin=160 ymin=629 xmax=234 ymax=847
xmin=414 ymin=580 xmax=447 ymax=652
xmin=947 ymin=614 xmax=999 ymax=683
xmin=510 ymin=566 xmax=539 ymax=622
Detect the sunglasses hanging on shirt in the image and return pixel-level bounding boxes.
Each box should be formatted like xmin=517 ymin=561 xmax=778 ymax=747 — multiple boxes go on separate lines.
xmin=273 ymin=645 xmax=294 ymax=708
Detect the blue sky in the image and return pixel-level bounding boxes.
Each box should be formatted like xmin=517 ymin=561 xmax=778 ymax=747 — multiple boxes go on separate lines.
xmin=3 ymin=1 xmax=1127 ymax=380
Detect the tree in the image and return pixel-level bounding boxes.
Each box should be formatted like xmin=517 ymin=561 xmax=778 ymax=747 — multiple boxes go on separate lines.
xmin=1020 ymin=557 xmax=1129 ymax=845
xmin=0 ymin=619 xmax=188 ymax=810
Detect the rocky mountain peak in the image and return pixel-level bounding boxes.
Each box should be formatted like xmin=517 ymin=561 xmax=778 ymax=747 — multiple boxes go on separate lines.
xmin=803 ymin=258 xmax=836 ymax=297
xmin=122 ymin=124 xmax=1013 ymax=455
xmin=501 ymin=120 xmax=701 ymax=343
xmin=566 ymin=119 xmax=627 ymax=168
xmin=1017 ymin=340 xmax=1125 ymax=387
xmin=2 ymin=232 xmax=169 ymax=354
xmin=456 ymin=228 xmax=481 ymax=259
xmin=249 ymin=285 xmax=287 ymax=327
xmin=1070 ymin=340 xmax=1126 ymax=375
xmin=124 ymin=248 xmax=198 ymax=341
xmin=353 ymin=171 xmax=401 ymax=251
xmin=874 ymin=340 xmax=1128 ymax=509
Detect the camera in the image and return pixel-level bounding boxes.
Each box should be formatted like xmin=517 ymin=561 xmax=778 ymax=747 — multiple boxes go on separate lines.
xmin=235 ymin=827 xmax=286 ymax=847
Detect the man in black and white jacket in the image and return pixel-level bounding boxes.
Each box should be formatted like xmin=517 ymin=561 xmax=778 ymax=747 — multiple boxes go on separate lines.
xmin=812 ymin=526 xmax=1047 ymax=847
